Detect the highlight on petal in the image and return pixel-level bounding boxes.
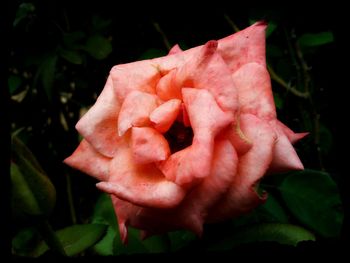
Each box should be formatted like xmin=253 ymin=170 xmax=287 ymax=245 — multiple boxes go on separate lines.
xmin=208 ymin=113 xmax=276 ymax=222
xmin=96 ymin=143 xmax=185 ymax=208
xmin=150 ymin=99 xmax=181 ymax=133
xmin=218 ymin=21 xmax=267 ymax=73
xmin=131 ymin=127 xmax=170 ymax=164
xmin=63 ymin=139 xmax=111 ymax=181
xmin=117 ymin=90 xmax=159 ymax=136
xmin=75 ymin=76 xmax=122 ymax=157
xmin=231 ymin=62 xmax=276 ymax=120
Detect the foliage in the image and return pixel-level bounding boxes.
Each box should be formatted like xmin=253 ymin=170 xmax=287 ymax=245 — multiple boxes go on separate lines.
xmin=9 ymin=1 xmax=343 ymax=256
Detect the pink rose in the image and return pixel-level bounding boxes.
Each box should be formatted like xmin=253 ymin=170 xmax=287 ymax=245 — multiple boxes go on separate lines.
xmin=64 ymin=21 xmax=307 ymax=243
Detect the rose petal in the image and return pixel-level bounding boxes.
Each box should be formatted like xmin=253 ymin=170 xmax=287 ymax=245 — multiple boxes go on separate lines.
xmin=275 ymin=119 xmax=309 ymax=144
xmin=117 ymin=90 xmax=159 ymax=136
xmin=110 ymin=60 xmax=161 ymax=101
xmin=131 ymin=127 xmax=170 ymax=164
xmin=207 ymin=113 xmax=276 ymax=222
xmin=175 ymin=41 xmax=239 ymax=113
xmin=96 ymin=143 xmax=185 ymax=208
xmin=218 ymin=21 xmax=267 ymax=73
xmin=75 ymin=76 xmax=122 ymax=157
xmin=231 ymin=62 xmax=276 ymax=120
xmin=159 ymin=88 xmax=233 ymax=185
xmin=156 ymin=68 xmax=182 ymax=100
xmin=267 ymin=120 xmax=305 ymax=173
xmin=150 ymin=99 xmax=182 ymax=133
xmin=63 ymin=139 xmax=111 ymax=181
xmin=168 ymin=44 xmax=183 ymax=55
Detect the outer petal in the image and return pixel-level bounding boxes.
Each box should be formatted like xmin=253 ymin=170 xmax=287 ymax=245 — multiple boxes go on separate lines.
xmin=63 ymin=139 xmax=111 ymax=181
xmin=231 ymin=62 xmax=276 ymax=120
xmin=267 ymin=119 xmax=305 ymax=173
xmin=218 ymin=21 xmax=267 ymax=73
xmin=275 ymin=120 xmax=309 ymax=144
xmin=131 ymin=127 xmax=170 ymax=164
xmin=207 ymin=113 xmax=276 ymax=222
xmin=150 ymin=99 xmax=182 ymax=133
xmin=75 ymin=76 xmax=122 ymax=157
xmin=96 ymin=143 xmax=185 ymax=209
xmin=168 ymin=44 xmax=183 ymax=55
xmin=117 ymin=90 xmax=159 ymax=136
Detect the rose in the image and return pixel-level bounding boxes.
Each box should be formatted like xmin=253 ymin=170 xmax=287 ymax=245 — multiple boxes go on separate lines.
xmin=64 ymin=21 xmax=307 ymax=243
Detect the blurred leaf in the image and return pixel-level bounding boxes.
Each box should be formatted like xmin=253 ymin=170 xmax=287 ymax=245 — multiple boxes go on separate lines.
xmin=92 ymin=226 xmax=115 ymax=256
xmin=319 ymin=124 xmax=333 ymax=154
xmin=168 ymin=230 xmax=196 ymax=251
xmin=256 ymin=193 xmax=289 ymax=223
xmin=266 ymin=44 xmax=284 ymax=58
xmin=207 ymin=223 xmax=315 ymax=250
xmin=11 ymin=136 xmax=56 ymax=219
xmin=14 ymin=3 xmax=36 ymax=27
xmin=8 ymin=75 xmax=22 ymax=94
xmin=35 ymin=54 xmax=57 ymax=101
xmin=59 ymin=48 xmax=84 ymax=65
xmin=139 ymin=48 xmax=167 ymax=60
xmin=11 ymin=86 xmax=29 ymax=103
xmin=298 ymin=32 xmax=334 ymax=47
xmin=278 ymin=170 xmax=343 ymax=237
xmin=34 ymin=224 xmax=107 ymax=257
xmin=83 ymin=35 xmax=112 ymax=60
xmin=12 ymin=227 xmax=41 ymax=256
xmin=273 ymin=93 xmax=283 ymax=109
xmin=63 ymin=31 xmax=86 ymax=48
xmin=92 ymin=16 xmax=112 ymax=32
xmin=91 ymin=193 xmax=118 ymax=230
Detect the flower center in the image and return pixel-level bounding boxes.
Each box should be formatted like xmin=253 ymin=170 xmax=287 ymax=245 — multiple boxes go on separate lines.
xmin=164 ymin=121 xmax=194 ymax=153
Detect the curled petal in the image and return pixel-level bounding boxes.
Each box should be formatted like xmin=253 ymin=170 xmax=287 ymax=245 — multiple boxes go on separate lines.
xmin=156 ymin=68 xmax=182 ymax=100
xmin=160 ymin=88 xmax=234 ymax=185
xmin=275 ymin=120 xmax=309 ymax=144
xmin=231 ymin=62 xmax=276 ymax=119
xmin=168 ymin=44 xmax=183 ymax=55
xmin=208 ymin=113 xmax=276 ymax=222
xmin=110 ymin=60 xmax=161 ymax=101
xmin=75 ymin=76 xmax=122 ymax=157
xmin=131 ymin=127 xmax=170 ymax=164
xmin=63 ymin=139 xmax=111 ymax=181
xmin=267 ymin=120 xmax=305 ymax=173
xmin=176 ymin=41 xmax=239 ymax=113
xmin=118 ymin=91 xmax=159 ymax=136
xmin=218 ymin=21 xmax=267 ymax=73
xmin=150 ymin=99 xmax=182 ymax=133
xmin=97 ymin=143 xmax=185 ymax=208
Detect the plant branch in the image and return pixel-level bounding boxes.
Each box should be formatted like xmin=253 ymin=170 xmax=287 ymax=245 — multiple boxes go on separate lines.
xmin=152 ymin=22 xmax=171 ymax=51
xmin=38 ymin=220 xmax=67 ymax=256
xmin=66 ymin=173 xmax=77 ymax=224
xmin=224 ymin=14 xmax=240 ymax=32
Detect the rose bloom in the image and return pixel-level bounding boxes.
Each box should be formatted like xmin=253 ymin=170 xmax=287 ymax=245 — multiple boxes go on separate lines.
xmin=64 ymin=21 xmax=307 ymax=243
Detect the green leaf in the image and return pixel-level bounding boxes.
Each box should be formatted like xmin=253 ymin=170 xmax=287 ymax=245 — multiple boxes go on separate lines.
xmin=139 ymin=48 xmax=167 ymax=60
xmin=256 ymin=193 xmax=289 ymax=223
xmin=91 ymin=193 xmax=118 ymax=231
xmin=8 ymin=75 xmax=22 ymax=94
xmin=298 ymin=32 xmax=334 ymax=47
xmin=92 ymin=226 xmax=115 ymax=256
xmin=63 ymin=31 xmax=86 ymax=48
xmin=35 ymin=54 xmax=57 ymax=101
xmin=319 ymin=124 xmax=333 ymax=154
xmin=34 ymin=224 xmax=107 ymax=257
xmin=278 ymin=170 xmax=343 ymax=237
xmin=12 ymin=227 xmax=41 ymax=256
xmin=207 ymin=223 xmax=315 ymax=250
xmin=14 ymin=3 xmax=36 ymax=27
xmin=168 ymin=230 xmax=196 ymax=251
xmin=92 ymin=16 xmax=112 ymax=32
xmin=273 ymin=93 xmax=283 ymax=109
xmin=83 ymin=35 xmax=112 ymax=60
xmin=11 ymin=136 xmax=56 ymax=219
xmin=59 ymin=48 xmax=84 ymax=65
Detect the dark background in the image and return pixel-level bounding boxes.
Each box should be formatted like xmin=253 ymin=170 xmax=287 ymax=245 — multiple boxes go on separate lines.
xmin=7 ymin=0 xmax=348 ymax=256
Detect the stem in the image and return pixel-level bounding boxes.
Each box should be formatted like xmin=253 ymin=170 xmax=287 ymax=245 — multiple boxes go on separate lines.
xmin=224 ymin=14 xmax=240 ymax=32
xmin=66 ymin=174 xmax=77 ymax=224
xmin=267 ymin=64 xmax=309 ymax=98
xmin=152 ymin=22 xmax=172 ymax=51
xmin=38 ymin=220 xmax=67 ymax=256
